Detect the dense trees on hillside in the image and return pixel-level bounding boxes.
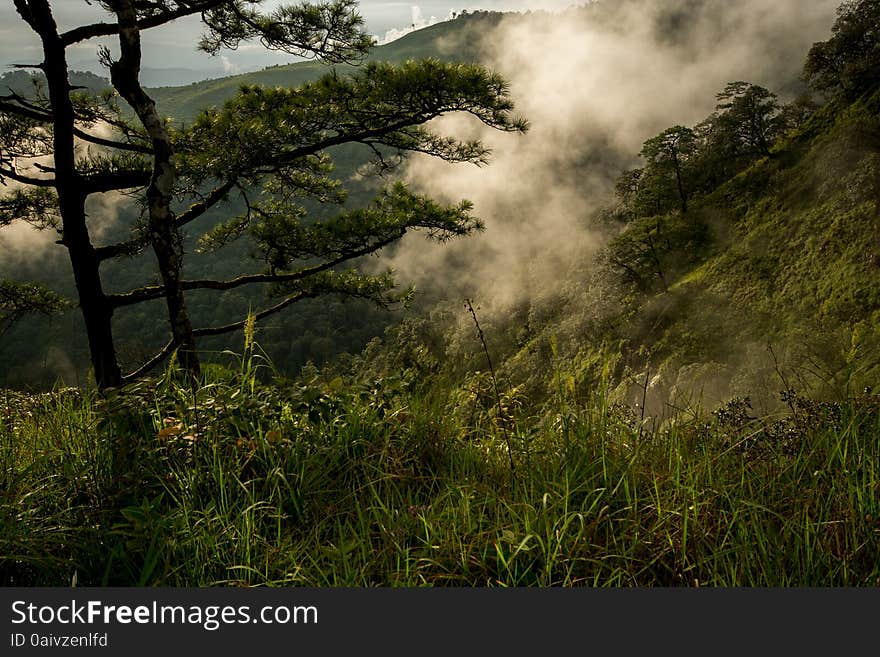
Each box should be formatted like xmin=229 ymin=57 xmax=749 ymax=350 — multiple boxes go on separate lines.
xmin=607 ymin=78 xmax=814 ymax=292
xmin=606 ymin=0 xmax=880 ymax=297
xmin=805 ymin=0 xmax=880 ymax=99
xmin=611 ymin=0 xmax=880 ymax=255
xmin=616 ymin=81 xmax=795 ymax=223
xmin=1 ymin=0 xmax=525 ymax=389
xmin=712 ymin=82 xmax=782 ymax=159
xmin=613 ymin=77 xmax=817 ymax=222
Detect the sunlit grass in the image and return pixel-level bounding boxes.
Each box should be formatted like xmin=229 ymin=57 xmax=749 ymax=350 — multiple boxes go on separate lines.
xmin=1 ymin=356 xmax=879 ymax=587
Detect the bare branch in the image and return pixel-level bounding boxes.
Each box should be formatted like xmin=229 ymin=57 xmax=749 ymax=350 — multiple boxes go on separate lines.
xmin=95 ymin=232 xmax=148 ymax=262
xmin=121 ymin=338 xmax=175 ymax=384
xmin=73 ymin=127 xmax=153 ymax=154
xmin=0 ymin=98 xmax=52 ymax=123
xmin=2 ymin=93 xmax=150 ymax=159
xmin=0 ymin=165 xmax=56 ymax=187
xmin=193 ymin=291 xmax=313 ymax=338
xmin=96 ymin=178 xmax=236 ymax=261
xmin=81 ymin=168 xmax=151 ymax=195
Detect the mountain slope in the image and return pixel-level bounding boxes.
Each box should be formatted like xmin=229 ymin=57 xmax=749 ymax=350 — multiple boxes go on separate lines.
xmin=151 ymin=14 xmax=498 ymax=122
xmin=344 ymin=68 xmax=880 ymax=421
xmin=463 ymin=88 xmax=880 ymax=415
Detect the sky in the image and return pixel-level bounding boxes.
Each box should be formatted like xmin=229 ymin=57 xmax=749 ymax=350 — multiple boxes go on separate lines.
xmin=0 ymin=1 xmax=582 ymax=73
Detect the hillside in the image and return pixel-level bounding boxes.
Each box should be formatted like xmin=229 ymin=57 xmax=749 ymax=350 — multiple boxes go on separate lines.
xmin=151 ymin=13 xmax=499 ymax=122
xmin=3 ymin=85 xmax=880 ymax=585
xmin=2 ymin=0 xmax=879 ymax=589
xmin=526 ymin=90 xmax=880 ymax=413
xmin=345 ymin=82 xmax=880 ymax=426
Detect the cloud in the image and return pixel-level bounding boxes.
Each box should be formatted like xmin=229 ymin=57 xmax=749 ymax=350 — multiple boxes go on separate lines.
xmin=378 ymin=6 xmax=457 ymax=44
xmin=220 ymin=55 xmax=238 ymax=75
xmin=1 ymin=120 xmax=130 ymax=265
xmin=383 ymin=0 xmax=840 ymax=316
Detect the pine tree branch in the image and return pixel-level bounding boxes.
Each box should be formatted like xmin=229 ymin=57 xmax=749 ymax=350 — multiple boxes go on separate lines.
xmin=176 ymin=178 xmax=238 ymax=228
xmin=107 ymin=232 xmax=401 ymax=308
xmin=121 ymin=338 xmax=176 ymax=384
xmin=1 ymin=94 xmax=150 ymax=155
xmin=59 ymin=1 xmax=228 ymax=46
xmin=95 ymin=178 xmax=237 ymax=261
xmin=198 ymin=0 xmax=372 ymax=63
xmin=0 ymin=98 xmax=52 ymax=123
xmin=192 ymin=290 xmax=314 ymax=337
xmin=95 ymin=234 xmax=148 ymax=262
xmin=0 ymin=165 xmax=56 ymax=187
xmin=81 ymin=168 xmax=152 ymax=195
xmin=121 ymin=290 xmax=314 ymax=381
xmin=74 ymin=127 xmax=153 ymax=154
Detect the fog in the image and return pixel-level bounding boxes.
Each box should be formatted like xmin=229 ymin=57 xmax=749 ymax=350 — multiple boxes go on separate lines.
xmin=388 ymin=0 xmax=839 ymax=313
xmin=0 ymin=122 xmax=131 ymax=272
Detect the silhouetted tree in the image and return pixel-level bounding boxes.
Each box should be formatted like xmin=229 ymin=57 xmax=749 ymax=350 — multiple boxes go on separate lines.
xmin=640 ymin=126 xmax=698 ymax=215
xmin=613 ymin=167 xmax=644 ymax=221
xmin=713 ymin=82 xmax=782 ymax=158
xmin=689 ymin=82 xmax=794 ymax=193
xmin=777 ymin=94 xmax=820 ymax=134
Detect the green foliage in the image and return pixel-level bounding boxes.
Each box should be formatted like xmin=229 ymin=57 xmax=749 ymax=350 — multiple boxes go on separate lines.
xmin=805 ymin=0 xmax=880 ymax=99
xmin=640 ymin=126 xmax=699 ymax=165
xmin=712 ymin=81 xmax=783 ymax=158
xmin=614 ymin=165 xmax=680 ymax=220
xmin=150 ymin=15 xmax=497 ymax=123
xmin=177 ymin=59 xmax=526 ymax=184
xmin=616 ymin=79 xmax=820 ymax=225
xmin=606 ymin=212 xmax=707 ymax=293
xmin=0 ymin=188 xmax=59 ymax=229
xmin=639 ymin=126 xmax=698 ymax=215
xmin=0 ymin=280 xmax=68 ymax=338
xmin=200 ymin=182 xmax=481 ymax=269
xmin=198 ymin=0 xmax=374 ymax=63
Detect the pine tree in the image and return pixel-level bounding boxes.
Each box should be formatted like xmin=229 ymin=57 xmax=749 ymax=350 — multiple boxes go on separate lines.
xmin=1 ymin=1 xmax=526 ymax=388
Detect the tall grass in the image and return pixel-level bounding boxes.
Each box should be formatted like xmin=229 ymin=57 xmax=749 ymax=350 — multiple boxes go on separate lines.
xmin=1 ymin=350 xmax=878 ymax=586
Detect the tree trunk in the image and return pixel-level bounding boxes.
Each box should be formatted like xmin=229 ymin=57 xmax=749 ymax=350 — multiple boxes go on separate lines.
xmin=23 ymin=0 xmax=123 ymax=389
xmin=62 ymin=195 xmax=123 ymax=389
xmin=673 ymin=154 xmax=688 ymax=215
xmin=110 ymin=0 xmax=201 ymax=380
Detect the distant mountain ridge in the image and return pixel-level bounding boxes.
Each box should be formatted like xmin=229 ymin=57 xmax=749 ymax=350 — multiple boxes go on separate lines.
xmin=0 ymin=12 xmax=497 ymax=111
xmin=150 ymin=12 xmax=501 ymax=121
